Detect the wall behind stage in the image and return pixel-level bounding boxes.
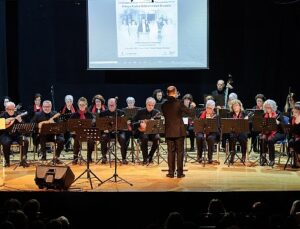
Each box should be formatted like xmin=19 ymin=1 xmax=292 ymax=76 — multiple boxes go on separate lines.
xmin=12 ymin=0 xmax=300 ymax=110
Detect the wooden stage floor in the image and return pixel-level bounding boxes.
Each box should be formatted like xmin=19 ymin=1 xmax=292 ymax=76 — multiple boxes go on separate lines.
xmin=0 ymin=150 xmax=300 ymax=192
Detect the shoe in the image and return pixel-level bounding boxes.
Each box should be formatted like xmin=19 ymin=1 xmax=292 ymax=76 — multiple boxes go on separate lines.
xmin=20 ymin=160 xmax=29 ymax=168
xmin=142 ymin=160 xmax=148 ymax=165
xmin=122 ymin=159 xmax=128 ymax=165
xmin=72 ymin=159 xmax=78 ymax=165
xmin=55 ymin=158 xmax=63 ymax=165
xmin=101 ymin=157 xmax=107 ymax=164
xmin=269 ymin=160 xmax=275 ymax=167
xmin=177 ymin=173 xmax=185 ymax=178
xmin=197 ymin=158 xmax=202 ymax=163
xmin=208 ymin=160 xmax=213 ymax=164
xmin=4 ymin=162 xmax=10 ymax=167
xmin=166 ymin=173 xmax=174 ymax=178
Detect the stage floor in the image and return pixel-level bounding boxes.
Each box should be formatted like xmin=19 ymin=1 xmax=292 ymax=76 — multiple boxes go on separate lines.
xmin=0 ymin=149 xmax=299 ymax=192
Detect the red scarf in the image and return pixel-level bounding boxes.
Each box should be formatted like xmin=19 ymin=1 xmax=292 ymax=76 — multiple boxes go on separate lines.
xmin=62 ymin=104 xmax=75 ymax=114
xmin=34 ymin=104 xmax=41 ymax=112
xmin=91 ymin=105 xmax=105 ymax=113
xmin=233 ymin=112 xmax=242 ymax=119
xmin=78 ymin=110 xmax=86 ymax=119
xmin=200 ymin=111 xmax=215 ymax=119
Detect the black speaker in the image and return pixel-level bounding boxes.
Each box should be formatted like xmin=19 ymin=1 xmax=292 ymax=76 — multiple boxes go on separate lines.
xmin=35 ymin=165 xmax=75 ymax=190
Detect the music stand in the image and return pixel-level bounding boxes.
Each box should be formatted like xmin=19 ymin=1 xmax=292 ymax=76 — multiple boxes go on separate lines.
xmin=123 ymin=108 xmax=139 ymax=120
xmin=194 ymin=118 xmax=219 ymax=167
xmin=96 ymin=117 xmax=128 ymax=166
xmin=221 ymin=118 xmax=249 ymax=166
xmin=280 ymin=124 xmax=293 ymax=169
xmin=98 ymin=113 xmax=133 ymax=187
xmin=143 ymin=119 xmax=166 ymax=165
xmin=215 ymin=108 xmax=230 ymax=118
xmin=252 ymin=117 xmax=277 ymax=166
xmin=39 ymin=122 xmax=66 ymax=165
xmin=72 ymin=128 xmax=103 ymax=189
xmin=10 ymin=123 xmax=36 ymax=170
xmin=67 ymin=119 xmax=93 ymax=165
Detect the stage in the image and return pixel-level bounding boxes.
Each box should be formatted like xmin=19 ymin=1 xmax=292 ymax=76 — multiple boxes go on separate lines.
xmin=1 ymin=149 xmax=299 ymax=192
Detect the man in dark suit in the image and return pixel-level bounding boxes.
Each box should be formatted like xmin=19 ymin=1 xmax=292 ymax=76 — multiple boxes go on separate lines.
xmin=161 ymin=86 xmax=195 ymax=178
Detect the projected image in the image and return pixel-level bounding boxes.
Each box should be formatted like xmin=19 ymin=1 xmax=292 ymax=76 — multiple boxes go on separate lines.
xmin=88 ymin=0 xmax=208 ymax=69
xmin=116 ymin=0 xmax=178 ymax=57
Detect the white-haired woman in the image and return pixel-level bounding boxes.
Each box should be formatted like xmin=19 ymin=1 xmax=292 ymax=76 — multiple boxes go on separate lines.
xmin=260 ymin=99 xmax=285 ymax=166
xmin=59 ymin=95 xmax=76 ymax=152
xmin=228 ymin=99 xmax=247 ymax=163
xmin=196 ymin=100 xmax=219 ymax=164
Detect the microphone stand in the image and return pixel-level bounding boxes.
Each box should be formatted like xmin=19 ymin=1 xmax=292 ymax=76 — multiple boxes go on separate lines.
xmin=99 ymin=97 xmax=133 ymax=187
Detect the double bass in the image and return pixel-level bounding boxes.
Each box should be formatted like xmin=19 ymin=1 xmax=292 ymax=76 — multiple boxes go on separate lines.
xmin=224 ymin=74 xmax=234 ymax=108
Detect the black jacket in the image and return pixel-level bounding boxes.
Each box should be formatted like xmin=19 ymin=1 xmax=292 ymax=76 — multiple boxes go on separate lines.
xmin=161 ymin=96 xmax=194 ymax=138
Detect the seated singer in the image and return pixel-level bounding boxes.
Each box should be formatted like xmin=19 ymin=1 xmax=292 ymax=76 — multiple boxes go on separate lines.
xmin=0 ymin=102 xmax=29 ymax=167
xmin=162 ymin=86 xmax=195 ymax=178
xmin=196 ymin=100 xmax=219 ymax=164
xmin=99 ymin=98 xmax=128 ymax=164
xmin=288 ymin=102 xmax=300 ymax=167
xmin=132 ymin=97 xmax=161 ymax=165
xmin=31 ymin=100 xmax=64 ymax=163
xmin=69 ymin=97 xmax=95 ymax=164
xmin=260 ymin=99 xmax=285 ymax=166
xmin=228 ymin=99 xmax=248 ymax=163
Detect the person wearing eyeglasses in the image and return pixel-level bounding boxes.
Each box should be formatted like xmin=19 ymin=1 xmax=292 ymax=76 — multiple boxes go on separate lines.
xmin=69 ymin=97 xmax=95 ymax=164
xmin=31 ymin=100 xmax=65 ymax=163
xmin=0 ymin=102 xmax=29 ymax=167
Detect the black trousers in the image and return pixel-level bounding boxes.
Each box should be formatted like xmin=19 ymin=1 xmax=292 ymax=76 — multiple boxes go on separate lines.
xmin=229 ymin=132 xmax=247 ymax=161
xmin=196 ymin=132 xmax=218 ymax=161
xmin=139 ymin=133 xmax=160 ymax=162
xmin=166 ymin=137 xmax=185 ymax=175
xmin=260 ymin=132 xmax=285 ymax=161
xmin=0 ymin=134 xmax=29 ymax=163
xmin=39 ymin=134 xmax=64 ymax=158
xmin=101 ymin=131 xmax=127 ymax=160
xmin=73 ymin=136 xmax=95 ymax=161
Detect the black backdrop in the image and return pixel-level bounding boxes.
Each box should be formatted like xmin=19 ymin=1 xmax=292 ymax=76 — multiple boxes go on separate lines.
xmin=2 ymin=0 xmax=300 ymax=109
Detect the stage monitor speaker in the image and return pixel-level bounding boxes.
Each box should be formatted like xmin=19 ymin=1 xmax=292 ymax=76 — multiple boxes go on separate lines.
xmin=35 ymin=165 xmax=75 ymax=190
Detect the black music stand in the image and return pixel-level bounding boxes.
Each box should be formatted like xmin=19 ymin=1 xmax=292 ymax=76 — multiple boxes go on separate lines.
xmin=39 ymin=122 xmax=66 ymax=165
xmin=215 ymin=108 xmax=230 ymax=118
xmin=144 ymin=119 xmax=166 ymax=165
xmin=72 ymin=128 xmax=103 ymax=189
xmin=10 ymin=123 xmax=36 ymax=170
xmin=194 ymin=118 xmax=219 ymax=167
xmin=96 ymin=117 xmax=128 ymax=166
xmin=123 ymin=108 xmax=139 ymax=120
xmin=221 ymin=118 xmax=249 ymax=166
xmin=67 ymin=119 xmax=93 ymax=165
xmin=123 ymin=108 xmax=141 ymax=163
xmin=98 ymin=114 xmax=133 ymax=187
xmin=252 ymin=117 xmax=277 ymax=166
xmin=280 ymin=124 xmax=293 ymax=169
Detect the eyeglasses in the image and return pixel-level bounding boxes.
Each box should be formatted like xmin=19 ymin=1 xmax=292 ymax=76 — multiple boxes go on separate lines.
xmin=6 ymin=108 xmax=15 ymax=111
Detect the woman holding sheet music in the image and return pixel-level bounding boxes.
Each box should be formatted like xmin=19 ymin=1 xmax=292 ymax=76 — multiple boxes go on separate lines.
xmin=227 ymin=99 xmax=247 ymax=163
xmin=196 ymin=100 xmax=219 ymax=164
xmin=260 ymin=99 xmax=285 ymax=166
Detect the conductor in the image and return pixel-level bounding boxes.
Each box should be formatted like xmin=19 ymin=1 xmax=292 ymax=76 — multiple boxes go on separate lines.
xmin=161 ymin=86 xmax=195 ymax=178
